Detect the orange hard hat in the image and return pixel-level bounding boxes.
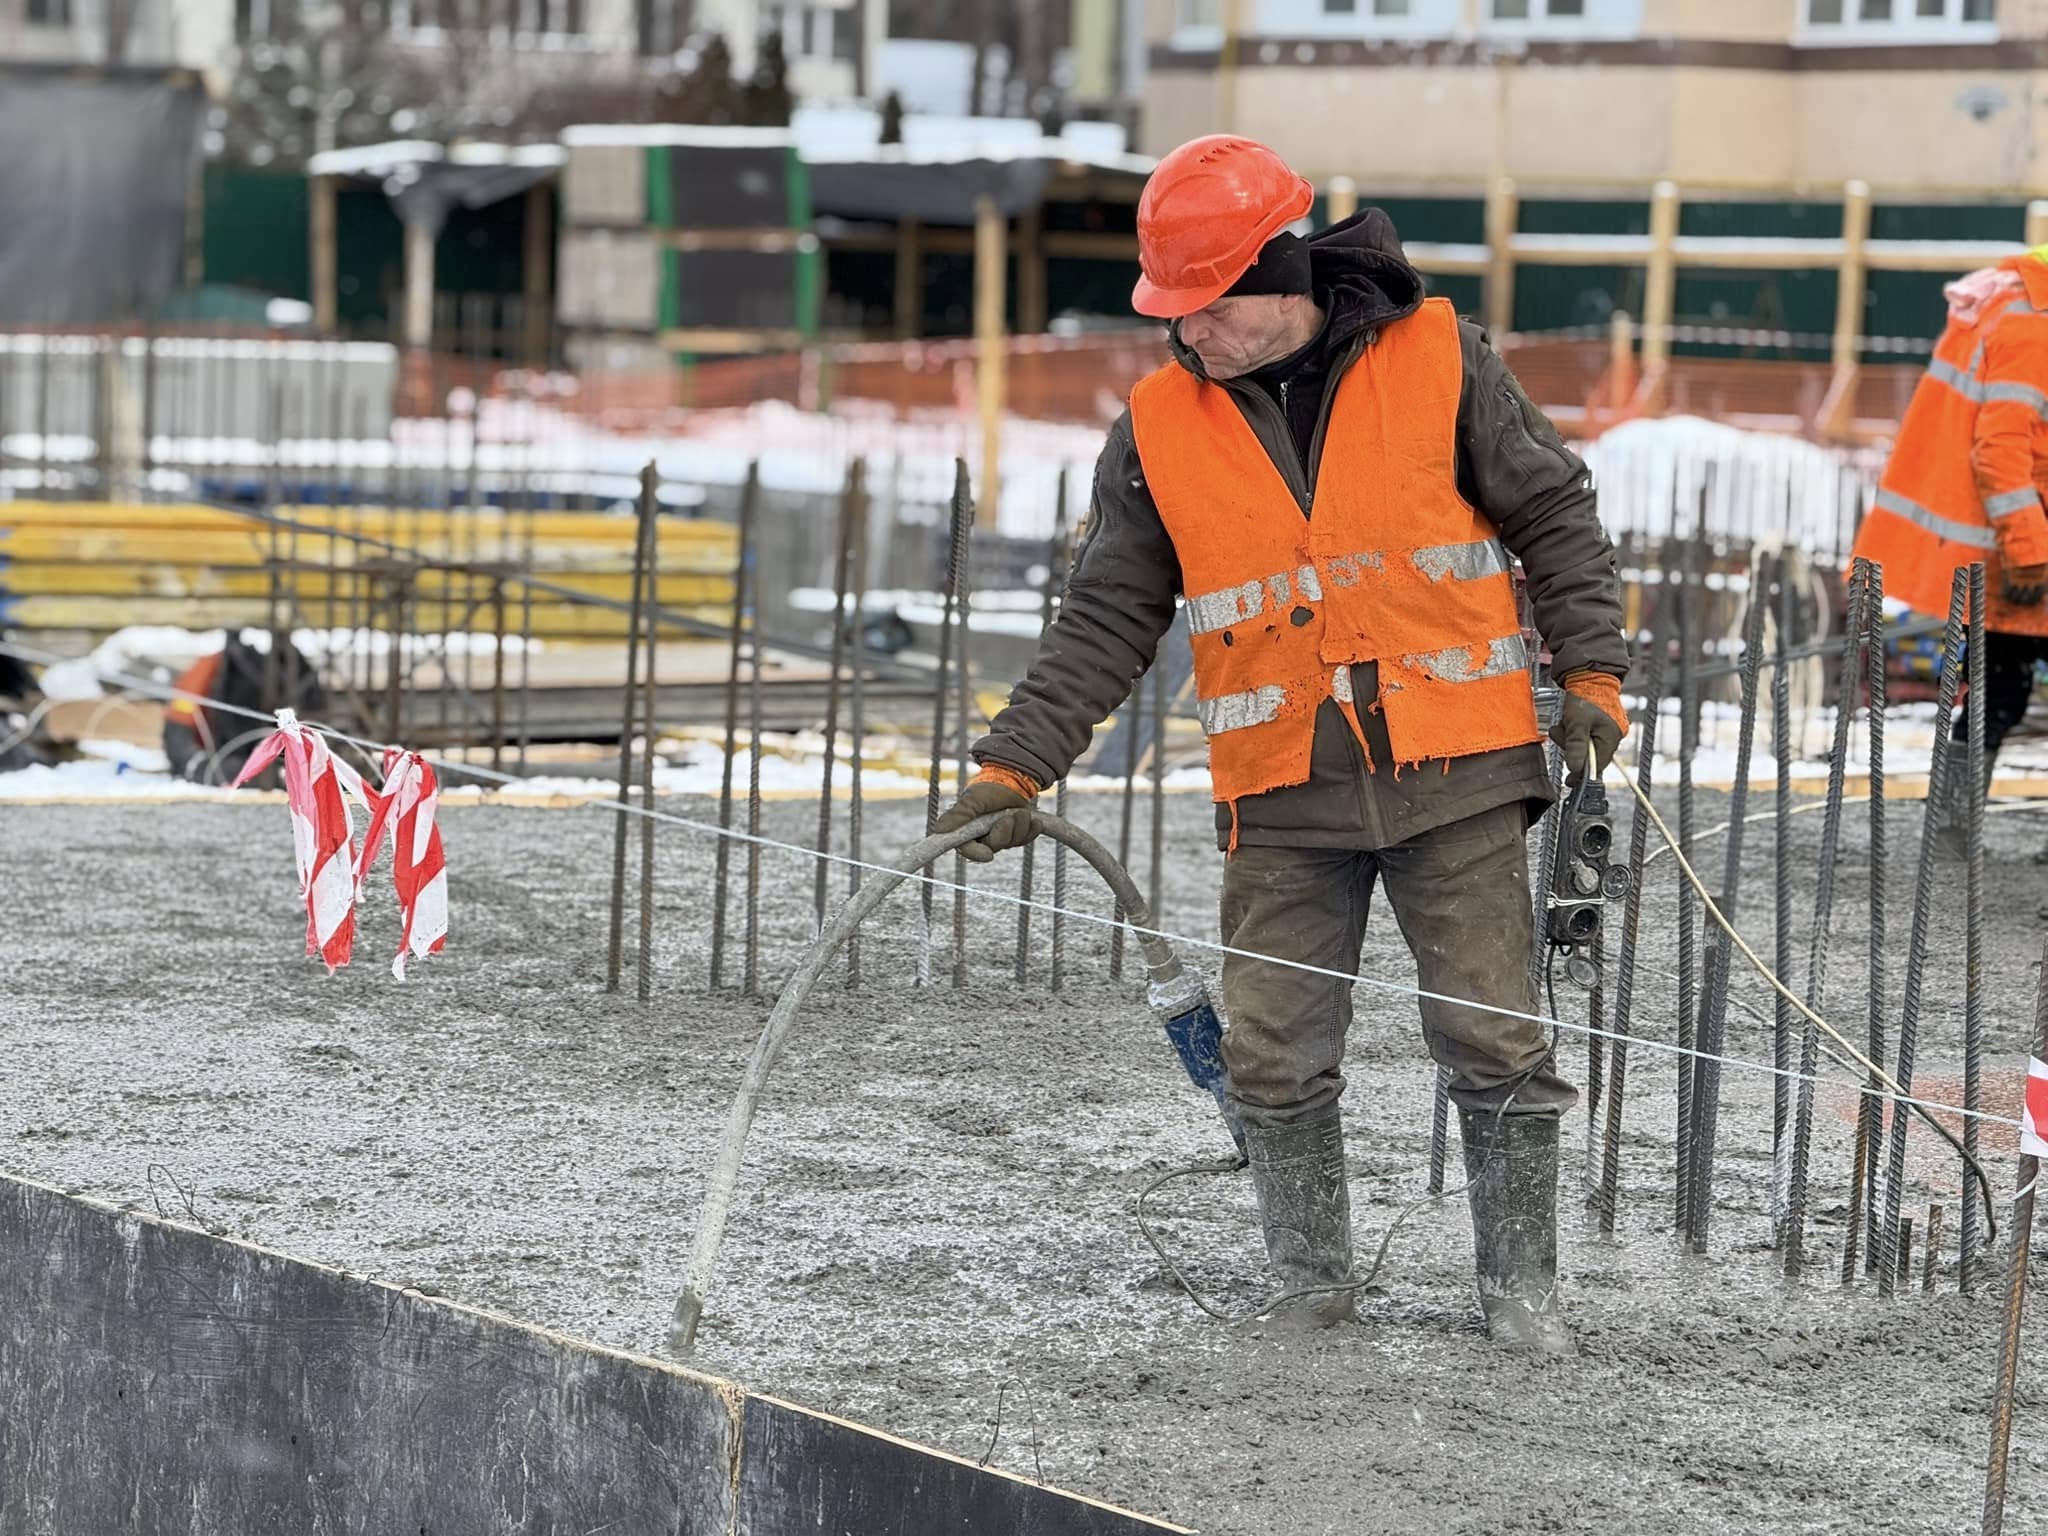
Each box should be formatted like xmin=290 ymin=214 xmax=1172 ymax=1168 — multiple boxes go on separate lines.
xmin=1132 ymin=135 xmax=1316 ymax=319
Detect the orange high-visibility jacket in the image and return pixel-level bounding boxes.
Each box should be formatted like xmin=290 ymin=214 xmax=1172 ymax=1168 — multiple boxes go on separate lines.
xmin=1853 ymin=257 xmax=2048 ymax=635
xmin=1128 ymin=296 xmax=1541 ymax=811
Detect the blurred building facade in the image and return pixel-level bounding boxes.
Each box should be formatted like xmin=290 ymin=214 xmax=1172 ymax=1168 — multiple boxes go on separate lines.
xmin=1147 ymin=0 xmax=2030 ymax=195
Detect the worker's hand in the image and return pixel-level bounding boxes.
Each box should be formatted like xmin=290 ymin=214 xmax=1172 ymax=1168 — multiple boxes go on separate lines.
xmin=933 ymin=765 xmax=1040 ymax=863
xmin=1551 ymin=672 xmax=1629 ymax=787
xmin=2002 ymin=562 xmax=2048 ymax=608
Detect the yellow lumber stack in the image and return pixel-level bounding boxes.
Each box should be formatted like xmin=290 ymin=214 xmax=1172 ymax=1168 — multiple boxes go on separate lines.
xmin=0 ymin=501 xmax=736 ymax=639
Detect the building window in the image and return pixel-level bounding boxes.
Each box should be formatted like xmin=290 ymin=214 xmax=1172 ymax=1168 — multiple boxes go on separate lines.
xmin=1255 ymin=0 xmax=1452 ymax=32
xmin=1172 ymin=0 xmax=1224 ymax=46
xmin=1482 ymin=0 xmax=1634 ymax=31
xmin=25 ymin=0 xmax=73 ymax=23
xmin=1802 ymin=0 xmax=1994 ymax=34
xmin=1491 ymin=0 xmax=1590 ymax=20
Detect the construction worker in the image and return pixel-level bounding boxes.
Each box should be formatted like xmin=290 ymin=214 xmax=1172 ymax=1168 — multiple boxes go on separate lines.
xmin=935 ymin=136 xmax=1629 ymax=1351
xmin=1851 ymin=254 xmax=2048 ymax=843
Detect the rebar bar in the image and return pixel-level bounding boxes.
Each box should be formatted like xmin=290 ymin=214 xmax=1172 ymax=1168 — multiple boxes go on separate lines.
xmin=1427 ymin=1067 xmax=1452 ymax=1197
xmin=1980 ymin=936 xmax=2048 ymax=1534
xmin=1771 ymin=554 xmax=1795 ymax=1242
xmin=745 ymin=564 xmax=765 ymax=1002
xmin=1149 ymin=655 xmax=1167 ymax=924
xmin=709 ymin=465 xmax=758 ymax=992
xmin=846 ymin=474 xmax=871 ymax=992
xmin=1051 ymin=779 xmax=1070 ymax=994
xmin=1877 ymin=567 xmax=1970 ymax=1297
xmin=1784 ymin=558 xmax=1866 ymax=1274
xmin=1842 ymin=1108 xmax=1868 ymax=1285
xmin=1924 ymin=1203 xmax=1944 ymax=1295
xmin=637 ymin=465 xmax=661 ymax=1006
xmin=1675 ymin=544 xmax=1700 ymax=1228
xmin=1963 ymin=560 xmax=1988 ymax=1292
xmin=1018 ymin=492 xmax=1070 ymax=985
xmin=1861 ymin=562 xmax=1890 ymax=1273
xmin=1112 ymin=713 xmax=1138 ymax=983
xmin=1600 ymin=634 xmax=1665 ymax=1233
xmin=952 ymin=471 xmax=976 ymax=992
xmin=1585 ymin=923 xmax=1606 ymax=1199
xmin=1895 ymin=1217 xmax=1915 ymax=1290
xmin=516 ymin=458 xmax=536 ymax=775
xmin=606 ymin=462 xmax=657 ymax=993
xmin=1685 ymin=552 xmax=1771 ymax=1253
xmin=813 ymin=462 xmax=860 ymax=937
xmin=923 ymin=461 xmax=971 ymax=984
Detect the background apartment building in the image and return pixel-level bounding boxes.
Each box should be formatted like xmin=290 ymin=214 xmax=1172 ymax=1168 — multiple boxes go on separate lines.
xmin=1148 ymin=0 xmax=2029 ymax=196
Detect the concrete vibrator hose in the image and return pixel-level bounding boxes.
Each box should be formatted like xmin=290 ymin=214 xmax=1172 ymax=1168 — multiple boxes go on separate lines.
xmin=668 ymin=810 xmax=1239 ymax=1357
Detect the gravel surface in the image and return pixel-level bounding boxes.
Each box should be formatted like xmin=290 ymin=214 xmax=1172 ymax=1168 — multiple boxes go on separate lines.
xmin=6 ymin=783 xmax=2048 ymax=1535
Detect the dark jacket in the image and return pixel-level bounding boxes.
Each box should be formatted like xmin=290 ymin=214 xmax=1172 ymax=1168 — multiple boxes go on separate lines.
xmin=973 ymin=209 xmax=1630 ymax=850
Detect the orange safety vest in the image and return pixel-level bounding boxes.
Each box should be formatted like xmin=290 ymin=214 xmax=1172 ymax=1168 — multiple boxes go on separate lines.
xmin=1128 ymin=296 xmax=1541 ymax=813
xmin=1852 ymin=256 xmax=2048 ymax=636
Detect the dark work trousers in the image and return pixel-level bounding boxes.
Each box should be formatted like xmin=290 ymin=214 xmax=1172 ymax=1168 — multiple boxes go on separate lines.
xmin=1217 ymin=801 xmax=1577 ymax=1130
xmin=1951 ymin=629 xmax=2048 ymax=759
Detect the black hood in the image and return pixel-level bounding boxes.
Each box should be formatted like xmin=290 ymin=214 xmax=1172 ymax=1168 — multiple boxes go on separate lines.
xmin=1166 ymin=206 xmax=1427 ymax=378
xmin=1304 ymin=208 xmax=1427 ymax=351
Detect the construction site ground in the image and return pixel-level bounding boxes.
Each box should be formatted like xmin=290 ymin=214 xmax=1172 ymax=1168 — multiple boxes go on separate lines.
xmin=5 ymin=787 xmax=2046 ymax=1535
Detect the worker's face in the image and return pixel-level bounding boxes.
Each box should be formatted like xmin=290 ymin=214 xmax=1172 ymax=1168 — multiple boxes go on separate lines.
xmin=1174 ymin=294 xmax=1307 ymax=380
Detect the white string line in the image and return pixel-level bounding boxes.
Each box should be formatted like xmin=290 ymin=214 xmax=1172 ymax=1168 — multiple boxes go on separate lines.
xmin=0 ymin=638 xmax=2027 ymax=1134
xmin=1640 ymin=783 xmax=2048 ymax=868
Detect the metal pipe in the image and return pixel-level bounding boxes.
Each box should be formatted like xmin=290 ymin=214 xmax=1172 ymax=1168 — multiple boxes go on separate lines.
xmin=813 ymin=462 xmax=860 ymax=936
xmin=1600 ymin=632 xmax=1665 ymax=1233
xmin=1686 ymin=551 xmax=1770 ymax=1253
xmin=606 ymin=462 xmax=656 ymax=993
xmin=1963 ymin=560 xmax=1988 ymax=1292
xmin=1980 ymin=933 xmax=2048 ymax=1534
xmin=1877 ymin=567 xmax=1970 ymax=1296
xmin=1784 ymin=558 xmax=1866 ymax=1273
xmin=709 ymin=464 xmax=758 ymax=991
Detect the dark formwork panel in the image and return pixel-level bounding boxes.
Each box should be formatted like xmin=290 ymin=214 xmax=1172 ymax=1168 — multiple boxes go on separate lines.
xmin=739 ymin=1394 xmax=1188 ymax=1536
xmin=0 ymin=1175 xmax=1187 ymax=1536
xmin=0 ymin=1174 xmax=737 ymax=1534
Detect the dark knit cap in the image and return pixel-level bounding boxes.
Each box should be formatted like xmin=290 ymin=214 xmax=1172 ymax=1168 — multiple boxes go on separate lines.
xmin=1223 ymin=230 xmax=1313 ymax=299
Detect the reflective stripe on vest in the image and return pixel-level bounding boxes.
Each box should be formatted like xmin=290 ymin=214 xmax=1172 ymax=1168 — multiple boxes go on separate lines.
xmin=1871 ymin=487 xmax=1998 ymax=550
xmin=1986 ymin=486 xmax=2043 ymax=519
xmin=1128 ymin=296 xmax=1542 ymax=805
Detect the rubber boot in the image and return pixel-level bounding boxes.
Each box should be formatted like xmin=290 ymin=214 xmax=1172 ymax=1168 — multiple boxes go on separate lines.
xmin=1243 ymin=1109 xmax=1356 ymax=1329
xmin=1458 ymin=1106 xmax=1575 ymax=1356
xmin=1926 ymin=736 xmax=1977 ymax=861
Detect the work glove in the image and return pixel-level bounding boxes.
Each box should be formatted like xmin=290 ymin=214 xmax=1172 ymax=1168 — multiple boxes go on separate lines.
xmin=1550 ymin=671 xmax=1629 ymax=787
xmin=2002 ymin=562 xmax=2048 ymax=608
xmin=932 ymin=765 xmax=1040 ymax=863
